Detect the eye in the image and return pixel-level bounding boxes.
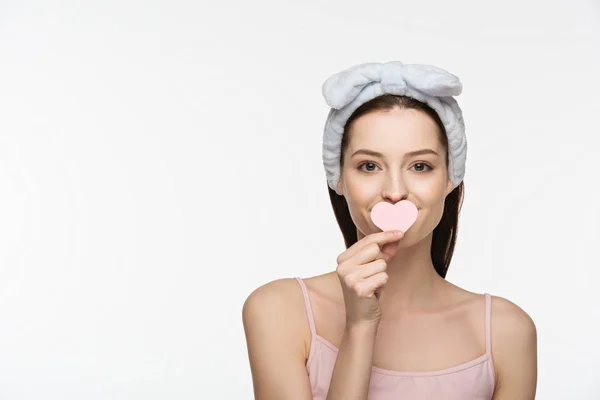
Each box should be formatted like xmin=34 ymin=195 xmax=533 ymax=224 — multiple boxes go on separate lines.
xmin=411 ymin=162 xmax=433 ymax=172
xmin=357 ymin=161 xmax=379 ymax=172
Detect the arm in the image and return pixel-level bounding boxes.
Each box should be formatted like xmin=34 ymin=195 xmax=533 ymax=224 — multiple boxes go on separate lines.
xmin=491 ymin=296 xmax=538 ymax=399
xmin=326 ymin=322 xmax=378 ymax=400
xmin=242 ymin=279 xmax=313 ymax=400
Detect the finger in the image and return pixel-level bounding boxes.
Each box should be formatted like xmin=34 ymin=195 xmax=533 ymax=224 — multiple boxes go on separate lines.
xmin=355 ymin=272 xmax=388 ymax=298
xmin=337 ymin=230 xmax=404 ymax=265
xmin=381 ymin=240 xmax=401 ymax=259
xmin=337 ymin=242 xmax=383 ymax=275
xmin=338 ymin=235 xmax=399 ymax=271
xmin=348 ymin=259 xmax=387 ymax=281
xmin=374 ymin=284 xmax=386 ymax=299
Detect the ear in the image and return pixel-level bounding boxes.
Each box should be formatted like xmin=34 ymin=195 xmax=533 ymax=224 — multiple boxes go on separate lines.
xmin=445 ymin=178 xmax=453 ymax=196
xmin=336 ymin=179 xmax=344 ymax=196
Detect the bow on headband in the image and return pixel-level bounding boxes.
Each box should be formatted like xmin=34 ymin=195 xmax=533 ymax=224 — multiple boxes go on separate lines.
xmin=322 ymin=61 xmax=463 ymax=110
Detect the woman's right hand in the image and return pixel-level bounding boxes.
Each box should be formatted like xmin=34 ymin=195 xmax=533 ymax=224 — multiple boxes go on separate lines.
xmin=335 ymin=229 xmax=405 ymax=327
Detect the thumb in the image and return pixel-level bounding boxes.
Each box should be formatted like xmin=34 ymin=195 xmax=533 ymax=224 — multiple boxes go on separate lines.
xmin=381 ymin=240 xmax=400 ymax=259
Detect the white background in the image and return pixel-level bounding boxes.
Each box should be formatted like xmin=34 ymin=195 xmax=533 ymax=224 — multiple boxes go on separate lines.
xmin=0 ymin=0 xmax=599 ymax=399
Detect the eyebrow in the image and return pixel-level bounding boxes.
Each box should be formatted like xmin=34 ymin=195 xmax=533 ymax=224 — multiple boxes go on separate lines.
xmin=351 ymin=148 xmax=439 ymax=158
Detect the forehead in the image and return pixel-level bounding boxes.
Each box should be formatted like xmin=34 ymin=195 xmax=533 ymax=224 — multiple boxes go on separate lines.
xmin=348 ymin=108 xmax=443 ymax=152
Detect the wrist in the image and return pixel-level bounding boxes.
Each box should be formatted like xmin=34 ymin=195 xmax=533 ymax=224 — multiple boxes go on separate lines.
xmin=344 ymin=320 xmax=380 ymax=336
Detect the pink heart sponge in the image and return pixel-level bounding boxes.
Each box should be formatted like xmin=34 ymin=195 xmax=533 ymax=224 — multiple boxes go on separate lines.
xmin=370 ymin=200 xmax=418 ymax=233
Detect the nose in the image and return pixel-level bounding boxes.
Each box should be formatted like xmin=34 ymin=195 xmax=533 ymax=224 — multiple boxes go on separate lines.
xmin=382 ymin=174 xmax=408 ymax=203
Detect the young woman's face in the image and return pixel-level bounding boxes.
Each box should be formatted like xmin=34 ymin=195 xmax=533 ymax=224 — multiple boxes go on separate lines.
xmin=337 ymin=107 xmax=454 ymax=242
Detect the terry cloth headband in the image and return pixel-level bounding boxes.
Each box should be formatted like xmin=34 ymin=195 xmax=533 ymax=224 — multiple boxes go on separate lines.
xmin=321 ymin=61 xmax=467 ymax=196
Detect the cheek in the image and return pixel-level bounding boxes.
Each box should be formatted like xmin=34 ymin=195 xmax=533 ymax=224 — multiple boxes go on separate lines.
xmin=421 ymin=202 xmax=447 ymax=228
xmin=346 ymin=182 xmax=374 ymax=204
xmin=413 ymin=197 xmax=446 ymax=226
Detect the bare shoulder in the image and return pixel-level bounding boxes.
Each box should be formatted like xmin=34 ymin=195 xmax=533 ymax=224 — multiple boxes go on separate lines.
xmin=490 ymin=295 xmax=536 ymax=331
xmin=489 ymin=295 xmax=538 ymax=398
xmin=241 ymin=277 xmax=314 ymax=399
xmin=489 ymin=295 xmax=537 ymax=365
xmin=242 ymin=277 xmax=306 ymax=330
xmin=243 ymin=277 xmax=302 ymax=309
xmin=242 ymin=277 xmax=312 ymax=357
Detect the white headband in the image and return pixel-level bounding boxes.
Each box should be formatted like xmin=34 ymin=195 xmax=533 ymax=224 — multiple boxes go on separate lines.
xmin=321 ymin=61 xmax=467 ymax=195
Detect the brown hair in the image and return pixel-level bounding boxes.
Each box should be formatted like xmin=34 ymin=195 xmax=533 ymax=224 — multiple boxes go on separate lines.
xmin=327 ymin=94 xmax=464 ymax=278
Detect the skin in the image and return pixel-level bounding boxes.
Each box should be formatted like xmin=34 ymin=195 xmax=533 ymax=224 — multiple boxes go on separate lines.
xmin=243 ymin=107 xmax=537 ymax=399
xmin=336 ymin=106 xmax=454 ymax=317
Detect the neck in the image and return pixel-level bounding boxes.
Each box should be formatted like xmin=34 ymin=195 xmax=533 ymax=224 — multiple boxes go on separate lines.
xmin=376 ymin=232 xmax=444 ymax=318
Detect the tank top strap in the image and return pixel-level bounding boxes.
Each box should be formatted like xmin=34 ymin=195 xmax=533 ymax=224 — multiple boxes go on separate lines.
xmin=294 ymin=277 xmax=317 ymax=338
xmin=484 ymin=292 xmax=492 ymax=356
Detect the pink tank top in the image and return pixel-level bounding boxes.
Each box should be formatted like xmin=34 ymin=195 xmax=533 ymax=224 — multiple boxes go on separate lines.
xmin=295 ymin=277 xmax=496 ymax=399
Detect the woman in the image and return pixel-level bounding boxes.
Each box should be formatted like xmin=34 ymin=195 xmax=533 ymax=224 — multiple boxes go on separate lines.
xmin=242 ymin=61 xmax=537 ymax=399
